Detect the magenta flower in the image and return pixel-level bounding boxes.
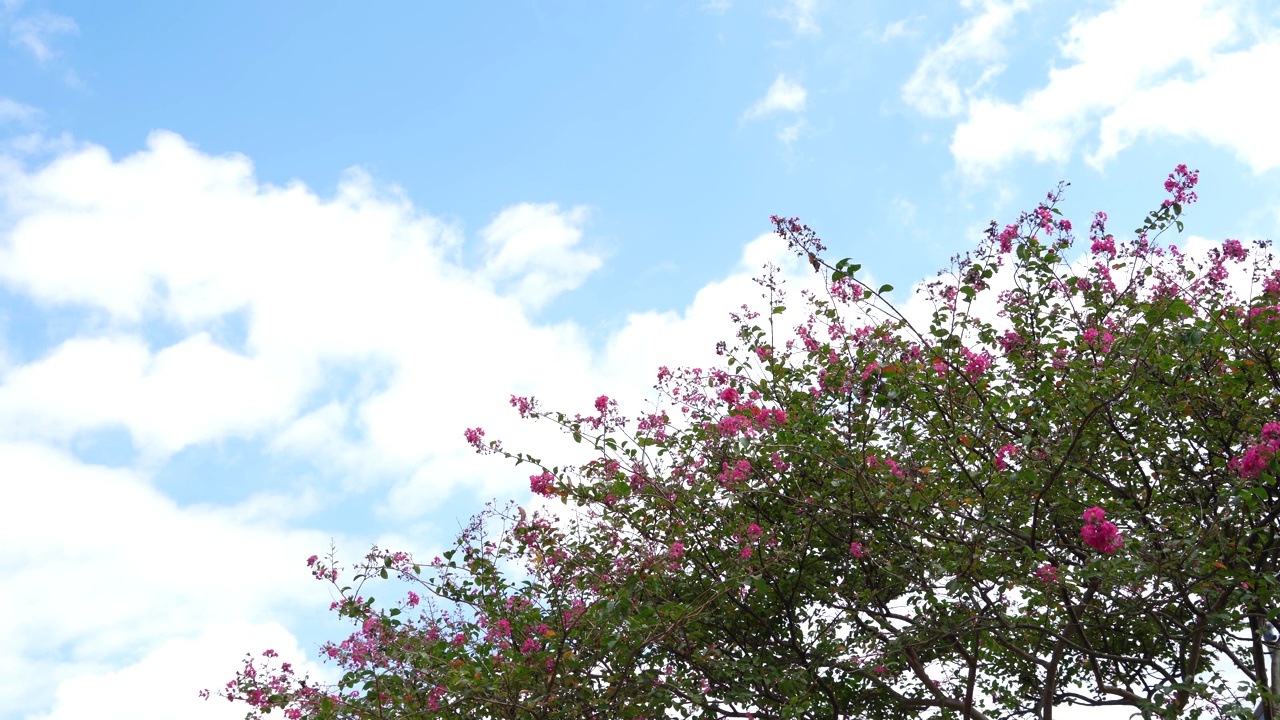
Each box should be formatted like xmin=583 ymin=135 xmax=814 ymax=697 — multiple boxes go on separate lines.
xmin=668 ymin=542 xmax=685 ymax=559
xmin=1080 ymin=506 xmax=1123 ymax=553
xmin=849 ymin=541 xmax=866 ymax=559
xmin=994 ymin=444 xmax=1019 ymax=471
xmin=1034 ymin=563 xmax=1058 ymax=583
xmin=529 ymin=472 xmax=556 ymax=497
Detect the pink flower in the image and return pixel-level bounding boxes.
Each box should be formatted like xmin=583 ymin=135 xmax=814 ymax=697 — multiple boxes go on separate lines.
xmin=1264 ymin=271 xmax=1280 ymax=296
xmin=306 ymin=554 xmax=318 ymax=567
xmin=746 ymin=523 xmax=763 ymax=538
xmin=529 ymin=472 xmax=556 ymax=497
xmin=464 ymin=427 xmax=486 ymax=452
xmin=1080 ymin=506 xmax=1123 ymax=553
xmin=740 ymin=546 xmax=753 ymax=559
xmin=1082 ymin=327 xmax=1114 ymax=354
xmin=997 ymin=224 xmax=1018 ymax=253
xmin=406 ymin=591 xmax=420 ymax=608
xmin=509 ymin=394 xmax=536 ymax=418
xmin=849 ymin=542 xmax=866 ymax=559
xmin=594 ymin=395 xmax=610 ymax=413
xmin=770 ymin=451 xmax=790 ymax=472
xmin=994 ymin=444 xmax=1019 ymax=471
xmin=1222 ymin=239 xmax=1248 ymax=261
xmin=1236 ymin=422 xmax=1280 ymax=479
xmin=1034 ymin=563 xmax=1058 ymax=583
xmin=668 ymin=542 xmax=685 ymax=559
xmin=997 ymin=330 xmax=1024 ymax=356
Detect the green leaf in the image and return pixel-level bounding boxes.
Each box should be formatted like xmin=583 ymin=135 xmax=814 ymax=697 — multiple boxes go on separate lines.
xmin=878 ymin=284 xmax=894 ymax=293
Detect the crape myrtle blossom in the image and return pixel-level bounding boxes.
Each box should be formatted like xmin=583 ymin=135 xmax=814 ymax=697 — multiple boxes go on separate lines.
xmin=1080 ymin=506 xmax=1122 ymax=554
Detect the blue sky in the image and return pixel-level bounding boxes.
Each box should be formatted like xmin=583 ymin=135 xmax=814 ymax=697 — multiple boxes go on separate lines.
xmin=2 ymin=1 xmax=1279 ymax=718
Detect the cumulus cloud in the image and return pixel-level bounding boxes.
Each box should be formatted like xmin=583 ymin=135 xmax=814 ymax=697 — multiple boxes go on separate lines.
xmin=906 ymin=0 xmax=1280 ymax=175
xmin=28 ymin=622 xmax=328 ymax=720
xmin=0 ymin=442 xmax=335 ymax=717
xmin=0 ymin=130 xmax=836 ymax=717
xmin=742 ymin=74 xmax=808 ymax=121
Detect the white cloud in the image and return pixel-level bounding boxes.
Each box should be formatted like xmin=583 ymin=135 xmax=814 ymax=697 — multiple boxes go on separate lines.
xmin=880 ymin=16 xmax=923 ymax=42
xmin=29 ymin=622 xmax=329 ymax=720
xmin=909 ymin=0 xmax=1280 ymax=175
xmin=481 ymin=202 xmax=601 ymax=310
xmin=0 ymin=131 xmax=838 ymax=717
xmin=743 ymin=74 xmax=808 ymax=121
xmin=8 ymin=9 xmax=77 ymax=62
xmin=777 ymin=120 xmax=804 ymax=146
xmin=0 ymin=97 xmax=38 ymax=123
xmin=774 ymin=0 xmax=820 ymax=35
xmin=901 ymin=0 xmax=1033 ymax=118
xmin=1089 ymin=37 xmax=1280 ymax=172
xmin=0 ymin=334 xmax=307 ymax=458
xmin=0 ymin=442 xmax=335 ymax=717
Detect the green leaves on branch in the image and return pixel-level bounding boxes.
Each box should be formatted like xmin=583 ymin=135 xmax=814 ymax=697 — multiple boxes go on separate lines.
xmin=219 ymin=166 xmax=1280 ymax=720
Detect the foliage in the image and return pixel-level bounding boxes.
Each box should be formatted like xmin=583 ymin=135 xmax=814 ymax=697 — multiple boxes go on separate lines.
xmin=213 ymin=166 xmax=1280 ymax=719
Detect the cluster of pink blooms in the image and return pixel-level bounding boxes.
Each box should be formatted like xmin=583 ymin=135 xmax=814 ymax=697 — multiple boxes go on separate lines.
xmin=1232 ymin=422 xmax=1280 ymax=479
xmin=961 ymin=348 xmax=993 ymax=380
xmin=529 ymin=471 xmax=556 ymax=497
xmin=1082 ymin=327 xmax=1115 ymax=354
xmin=849 ymin=541 xmax=867 ymax=559
xmin=1162 ymin=163 xmax=1199 ymax=207
xmin=996 ymin=330 xmax=1024 ymax=356
xmin=1080 ymin=507 xmax=1123 ymax=553
xmin=717 ymin=459 xmax=753 ymax=488
xmin=509 ymin=394 xmax=537 ymax=418
xmin=464 ymin=427 xmax=489 ymax=453
xmin=1090 ymin=211 xmax=1115 ymax=257
xmin=865 ymin=454 xmax=906 ymax=478
xmin=994 ymin=444 xmax=1019 ymax=471
xmin=1034 ymin=563 xmax=1058 ymax=583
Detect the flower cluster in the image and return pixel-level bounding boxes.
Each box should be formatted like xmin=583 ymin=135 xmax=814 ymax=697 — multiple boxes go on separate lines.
xmin=1080 ymin=507 xmax=1122 ymax=553
xmin=1233 ymin=422 xmax=1280 ymax=479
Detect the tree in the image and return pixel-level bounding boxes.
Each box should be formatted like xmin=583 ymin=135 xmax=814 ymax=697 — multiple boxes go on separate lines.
xmin=215 ymin=166 xmax=1280 ymax=719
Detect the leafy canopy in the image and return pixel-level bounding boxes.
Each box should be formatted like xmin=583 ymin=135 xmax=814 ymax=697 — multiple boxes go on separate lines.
xmin=216 ymin=167 xmax=1280 ymax=720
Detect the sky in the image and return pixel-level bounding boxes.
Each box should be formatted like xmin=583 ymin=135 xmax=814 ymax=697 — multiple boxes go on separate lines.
xmin=2 ymin=1 xmax=1280 ymax=718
